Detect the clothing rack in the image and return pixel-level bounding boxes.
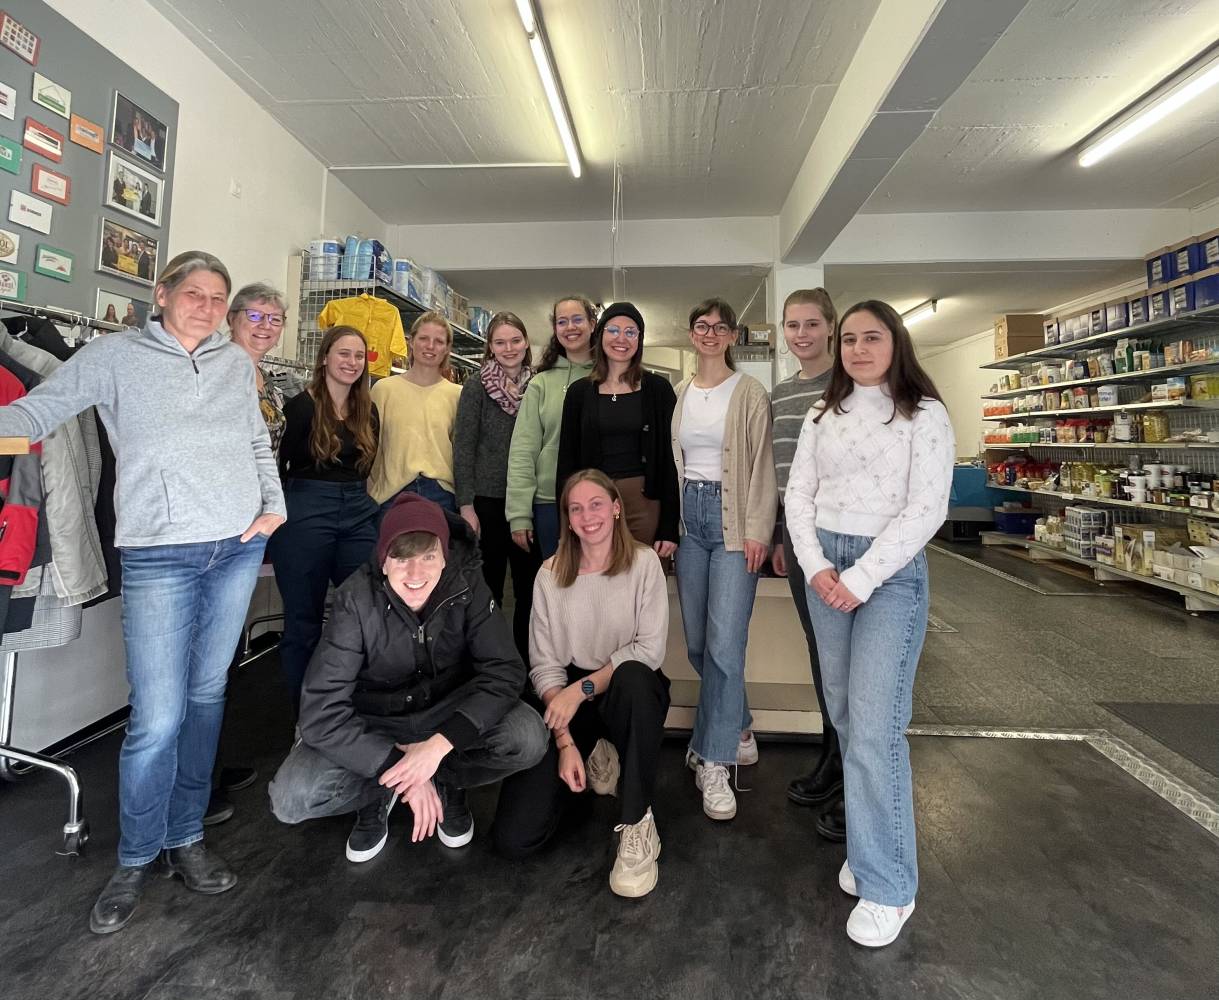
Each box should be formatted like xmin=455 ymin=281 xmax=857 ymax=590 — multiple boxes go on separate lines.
xmin=260 ymin=354 xmax=313 ymax=373
xmin=2 ymin=300 xmax=127 ymax=335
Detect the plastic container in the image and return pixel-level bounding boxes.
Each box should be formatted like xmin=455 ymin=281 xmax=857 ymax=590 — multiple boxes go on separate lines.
xmin=1128 ymin=294 xmax=1150 ymax=326
xmin=1170 ymin=277 xmax=1196 ymax=315
xmin=1145 ymin=247 xmax=1174 ymax=287
xmin=1170 ymin=237 xmax=1202 ymax=279
xmin=994 ymin=508 xmax=1040 ymax=535
xmin=306 ymin=239 xmax=341 ymax=280
xmin=340 ymin=235 xmax=360 ymax=279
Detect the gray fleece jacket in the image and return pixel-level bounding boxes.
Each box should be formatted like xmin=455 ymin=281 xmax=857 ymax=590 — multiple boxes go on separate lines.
xmin=0 ymin=319 xmax=285 ymax=548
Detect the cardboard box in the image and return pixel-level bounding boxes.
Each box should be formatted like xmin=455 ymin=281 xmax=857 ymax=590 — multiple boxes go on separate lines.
xmin=1187 ymin=572 xmax=1205 ymax=591
xmin=745 ymin=323 xmax=775 ymax=347
xmin=1206 ymin=578 xmax=1219 ymax=597
xmin=1115 ymin=524 xmax=1188 ymax=575
xmin=994 ymin=314 xmax=1045 ymax=360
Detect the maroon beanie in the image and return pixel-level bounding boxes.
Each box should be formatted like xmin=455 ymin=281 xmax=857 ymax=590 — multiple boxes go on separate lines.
xmin=376 ymin=492 xmax=450 ymax=565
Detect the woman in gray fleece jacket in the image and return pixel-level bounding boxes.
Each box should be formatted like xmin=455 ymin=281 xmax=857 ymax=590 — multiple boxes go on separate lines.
xmin=0 ymin=251 xmax=285 ymax=936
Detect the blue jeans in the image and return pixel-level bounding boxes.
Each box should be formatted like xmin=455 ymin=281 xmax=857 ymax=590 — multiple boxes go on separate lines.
xmin=805 ymin=527 xmax=929 ymax=907
xmin=533 ymin=502 xmax=559 ymax=559
xmin=403 ymin=475 xmax=456 ymax=513
xmin=675 ymin=480 xmax=757 ymax=764
xmin=118 ymin=534 xmax=267 ymax=865
xmin=269 ymin=479 xmax=380 ymax=712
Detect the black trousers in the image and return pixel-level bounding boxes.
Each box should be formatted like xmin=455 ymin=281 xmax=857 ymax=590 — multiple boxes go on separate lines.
xmin=782 ymin=525 xmax=841 ymax=771
xmin=473 ymin=495 xmax=540 ymax=662
xmin=491 ymin=661 xmax=670 ymax=859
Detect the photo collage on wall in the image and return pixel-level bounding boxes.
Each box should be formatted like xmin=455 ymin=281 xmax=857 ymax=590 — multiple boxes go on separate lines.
xmin=0 ymin=8 xmax=169 ymax=327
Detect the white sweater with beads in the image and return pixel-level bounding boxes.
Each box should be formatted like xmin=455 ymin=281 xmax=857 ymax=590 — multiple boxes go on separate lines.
xmin=785 ymin=384 xmax=954 ymax=604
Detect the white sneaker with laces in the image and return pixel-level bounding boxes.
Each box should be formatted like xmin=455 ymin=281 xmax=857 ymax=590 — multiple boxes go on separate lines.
xmin=609 ymin=808 xmax=661 ymax=897
xmin=695 ymin=762 xmax=737 ymax=821
xmin=684 ymin=747 xmax=700 ymax=772
xmin=737 ymin=731 xmax=759 ymax=766
xmin=586 ymin=739 xmax=620 ymax=796
xmin=846 ymin=898 xmax=915 ymax=947
xmin=839 ymin=860 xmax=857 ymax=896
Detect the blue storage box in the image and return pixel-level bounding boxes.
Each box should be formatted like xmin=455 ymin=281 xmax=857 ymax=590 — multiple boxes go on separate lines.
xmin=1148 ymin=286 xmax=1173 ymax=321
xmin=1199 ymin=229 xmax=1219 ymax=270
xmin=1193 ymin=266 xmax=1219 ymax=310
xmin=1171 ymin=238 xmax=1203 ymax=279
xmin=1128 ymin=294 xmax=1150 ymax=326
xmin=993 ymin=507 xmax=1040 ymax=535
xmin=1170 ymin=277 xmax=1196 ymax=315
xmin=1105 ymin=300 xmax=1130 ymax=331
xmin=1145 ymin=246 xmax=1173 ymax=287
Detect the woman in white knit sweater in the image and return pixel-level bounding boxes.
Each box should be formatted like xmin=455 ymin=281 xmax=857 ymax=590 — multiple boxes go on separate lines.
xmin=491 ymin=469 xmax=670 ymax=899
xmin=786 ymin=299 xmax=954 ymax=949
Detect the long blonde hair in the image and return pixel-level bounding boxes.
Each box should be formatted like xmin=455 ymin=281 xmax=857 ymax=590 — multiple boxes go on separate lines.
xmin=552 ymin=469 xmax=644 ymax=588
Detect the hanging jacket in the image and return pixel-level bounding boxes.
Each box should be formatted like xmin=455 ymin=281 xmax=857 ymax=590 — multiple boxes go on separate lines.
xmin=298 ymin=510 xmax=525 ymax=778
xmin=0 ymin=321 xmax=107 ymax=604
xmin=0 ymin=353 xmax=45 ymax=586
xmin=316 ymin=294 xmax=407 ymax=379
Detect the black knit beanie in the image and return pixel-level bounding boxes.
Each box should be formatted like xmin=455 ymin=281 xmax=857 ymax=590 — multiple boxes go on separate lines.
xmin=593 ymin=301 xmax=645 ymax=342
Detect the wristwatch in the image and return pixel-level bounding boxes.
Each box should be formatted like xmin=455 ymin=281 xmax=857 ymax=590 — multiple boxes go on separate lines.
xmin=581 ymin=678 xmax=596 ymax=700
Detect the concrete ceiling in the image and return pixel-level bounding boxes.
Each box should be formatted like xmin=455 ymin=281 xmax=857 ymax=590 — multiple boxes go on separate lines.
xmin=148 ymin=0 xmax=880 ymax=223
xmin=444 ymin=264 xmax=770 ymax=350
xmin=825 ymin=258 xmax=1144 ymax=349
xmin=864 ymin=0 xmax=1219 ymax=213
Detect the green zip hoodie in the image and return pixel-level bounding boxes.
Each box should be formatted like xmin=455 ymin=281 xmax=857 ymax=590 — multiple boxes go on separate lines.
xmin=505 ymin=356 xmax=593 ymax=532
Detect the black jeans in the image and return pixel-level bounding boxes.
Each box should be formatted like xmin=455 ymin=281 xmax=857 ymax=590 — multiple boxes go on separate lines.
xmin=268 ymin=701 xmax=548 ymax=824
xmin=473 ymin=495 xmax=540 ymax=662
xmin=491 ymin=661 xmax=670 ymax=859
xmin=268 ymin=479 xmax=380 ymax=713
xmin=783 ymin=525 xmax=840 ymax=771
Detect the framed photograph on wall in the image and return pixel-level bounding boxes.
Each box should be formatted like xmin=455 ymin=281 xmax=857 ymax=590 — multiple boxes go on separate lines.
xmin=31 ymin=163 xmax=70 ymax=206
xmin=110 ymin=92 xmax=167 ymax=173
xmin=22 ymin=116 xmax=62 ymax=162
xmin=96 ymin=287 xmax=150 ymax=327
xmin=34 ymin=244 xmax=73 ymax=282
xmin=105 ymin=152 xmax=162 ymax=227
xmin=31 ymin=72 xmax=70 ymax=119
xmin=97 ymin=217 xmax=158 ymax=286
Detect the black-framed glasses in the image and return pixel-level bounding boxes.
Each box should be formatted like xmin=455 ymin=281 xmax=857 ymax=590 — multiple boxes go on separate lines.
xmin=242 ymin=309 xmax=284 ymax=329
xmin=692 ymin=321 xmax=732 ymax=336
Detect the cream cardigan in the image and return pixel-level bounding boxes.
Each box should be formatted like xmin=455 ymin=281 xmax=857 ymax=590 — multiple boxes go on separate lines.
xmin=671 ymin=373 xmax=777 ymax=552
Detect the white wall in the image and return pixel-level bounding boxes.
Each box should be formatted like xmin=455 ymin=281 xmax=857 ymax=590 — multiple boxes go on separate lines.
xmin=47 ymin=0 xmax=389 ymax=293
xmin=918 ymin=332 xmax=996 ymax=458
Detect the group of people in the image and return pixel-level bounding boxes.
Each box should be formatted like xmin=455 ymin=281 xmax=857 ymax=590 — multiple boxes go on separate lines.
xmin=0 ymin=250 xmax=954 ymax=950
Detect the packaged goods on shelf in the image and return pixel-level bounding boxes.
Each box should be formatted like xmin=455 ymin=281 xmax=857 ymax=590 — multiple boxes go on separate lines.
xmin=994 ymin=313 xmax=1045 ymax=359
xmin=391 ymin=258 xmax=425 ymax=303
xmin=993 ymin=503 xmax=1040 ymax=534
xmin=1105 ymin=300 xmax=1130 ymax=332
xmin=1114 ymin=523 xmax=1188 ymax=576
xmin=1146 ymin=246 xmax=1173 ymax=286
xmin=1043 ymin=317 xmax=1059 ymax=345
xmin=1169 ymin=275 xmax=1196 ymax=315
xmin=1169 ymin=236 xmax=1203 ymax=280
xmin=305 ymin=239 xmax=342 ymax=280
xmin=468 ymin=306 xmax=491 ymax=335
xmin=1128 ymin=294 xmax=1151 ymax=326
xmin=1095 ymin=534 xmax=1116 ymax=565
xmin=1190 ymin=266 xmax=1219 ymax=311
xmin=1200 ymin=229 xmax=1219 ymax=270
xmin=1149 ymin=287 xmax=1173 ymax=322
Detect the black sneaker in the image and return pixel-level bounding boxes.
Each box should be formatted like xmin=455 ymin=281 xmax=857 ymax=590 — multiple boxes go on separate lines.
xmin=203 ymin=789 xmax=235 ymax=826
xmin=436 ymin=782 xmax=474 ymax=848
xmin=346 ymin=790 xmax=396 ymax=863
xmin=814 ymin=796 xmax=847 ymax=843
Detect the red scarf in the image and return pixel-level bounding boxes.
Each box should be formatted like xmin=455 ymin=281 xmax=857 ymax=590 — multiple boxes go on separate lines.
xmin=481 ymin=360 xmax=532 ymax=416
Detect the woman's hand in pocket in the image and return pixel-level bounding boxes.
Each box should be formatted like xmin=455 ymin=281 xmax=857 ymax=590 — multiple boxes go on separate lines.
xmin=241 ymin=513 xmax=285 ymax=542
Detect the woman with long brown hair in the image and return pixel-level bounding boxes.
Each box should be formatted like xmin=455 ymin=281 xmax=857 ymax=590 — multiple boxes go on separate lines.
xmin=453 ymin=311 xmax=537 ymax=658
xmin=492 ymin=469 xmax=670 ymax=899
xmin=269 ymin=325 xmax=380 ymax=712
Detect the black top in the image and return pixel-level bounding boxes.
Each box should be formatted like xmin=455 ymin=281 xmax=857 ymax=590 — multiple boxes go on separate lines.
xmin=596 ymin=391 xmax=645 ymax=479
xmin=556 ymin=371 xmax=680 ymax=543
xmin=278 ymin=390 xmax=379 ymax=483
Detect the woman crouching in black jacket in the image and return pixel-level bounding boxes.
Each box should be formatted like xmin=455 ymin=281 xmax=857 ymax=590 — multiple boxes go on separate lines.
xmin=269 ymin=493 xmax=547 ymax=862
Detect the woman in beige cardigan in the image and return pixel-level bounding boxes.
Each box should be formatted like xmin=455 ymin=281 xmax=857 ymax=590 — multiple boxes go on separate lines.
xmin=671 ymin=297 xmax=776 ymax=823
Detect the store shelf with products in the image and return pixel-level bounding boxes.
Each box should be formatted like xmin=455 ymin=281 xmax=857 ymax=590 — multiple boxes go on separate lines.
xmin=984 ymin=441 xmax=1217 ymax=451
xmin=990 ymin=483 xmax=1219 ymax=520
xmin=983 ymin=399 xmax=1219 ymax=421
xmin=980 ymin=532 xmax=1219 ymax=613
xmin=981 ymin=360 xmax=1219 ymax=400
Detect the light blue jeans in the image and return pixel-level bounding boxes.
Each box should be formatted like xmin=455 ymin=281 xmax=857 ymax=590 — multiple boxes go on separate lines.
xmin=675 ymin=480 xmax=757 ymax=764
xmin=117 ymin=534 xmax=267 ymax=865
xmin=805 ymin=527 xmax=928 ymax=907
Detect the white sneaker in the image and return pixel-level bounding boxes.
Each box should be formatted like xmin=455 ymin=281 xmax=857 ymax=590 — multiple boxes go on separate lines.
xmin=737 ymin=731 xmax=759 ymax=766
xmin=587 ymin=739 xmax=620 ymax=796
xmin=846 ymin=898 xmax=915 ymax=948
xmin=695 ymin=763 xmax=737 ymax=820
xmin=684 ymin=747 xmax=700 ymax=772
xmin=839 ymin=860 xmax=858 ymax=896
xmin=610 ymin=808 xmax=661 ymax=898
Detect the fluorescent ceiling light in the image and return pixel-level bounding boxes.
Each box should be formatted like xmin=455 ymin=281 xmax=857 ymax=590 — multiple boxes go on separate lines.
xmin=1079 ymin=47 xmax=1219 ymax=168
xmin=516 ymin=0 xmax=582 ymax=179
xmin=902 ymin=299 xmax=938 ymax=326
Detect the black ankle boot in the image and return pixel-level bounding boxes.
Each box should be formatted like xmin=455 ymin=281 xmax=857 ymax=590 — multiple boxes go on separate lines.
xmin=814 ymin=796 xmax=846 ymax=842
xmin=160 ymin=843 xmax=238 ymax=895
xmin=787 ymin=757 xmax=843 ymax=807
xmin=89 ymin=861 xmax=157 ymax=935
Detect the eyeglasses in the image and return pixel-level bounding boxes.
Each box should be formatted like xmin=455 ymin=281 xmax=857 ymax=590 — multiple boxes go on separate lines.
xmin=603 ymin=325 xmax=639 ymax=340
xmin=242 ymin=309 xmax=285 ymax=329
xmin=555 ymin=315 xmax=588 ymax=330
xmin=692 ymin=321 xmax=733 ymax=336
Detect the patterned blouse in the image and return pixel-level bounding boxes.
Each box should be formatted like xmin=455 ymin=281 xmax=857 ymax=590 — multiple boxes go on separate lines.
xmin=257 ymin=366 xmax=287 ymax=455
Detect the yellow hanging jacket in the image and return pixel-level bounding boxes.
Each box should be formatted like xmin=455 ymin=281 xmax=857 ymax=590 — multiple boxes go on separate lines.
xmin=316 ymin=293 xmax=407 ymax=378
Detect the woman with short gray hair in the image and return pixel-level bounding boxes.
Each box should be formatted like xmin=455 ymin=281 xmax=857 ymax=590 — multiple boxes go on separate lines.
xmin=227 ymin=281 xmax=289 ymax=453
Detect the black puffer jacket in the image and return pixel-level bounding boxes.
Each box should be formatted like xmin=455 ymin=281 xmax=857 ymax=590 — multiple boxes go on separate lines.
xmin=298 ymin=511 xmax=525 ymax=777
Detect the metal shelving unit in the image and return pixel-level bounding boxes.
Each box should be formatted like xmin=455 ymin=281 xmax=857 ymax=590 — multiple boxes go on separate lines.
xmin=990 ymin=483 xmax=1219 ymax=520
xmin=983 ymin=399 xmax=1219 ymax=422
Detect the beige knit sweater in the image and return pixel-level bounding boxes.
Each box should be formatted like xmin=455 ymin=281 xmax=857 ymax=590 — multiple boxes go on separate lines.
xmin=528 ymin=546 xmax=669 ymax=696
xmin=671 ymin=372 xmax=777 ymax=551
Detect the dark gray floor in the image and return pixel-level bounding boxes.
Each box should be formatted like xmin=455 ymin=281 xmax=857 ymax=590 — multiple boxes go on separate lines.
xmin=1100 ymin=702 xmax=1219 ymax=778
xmin=3 ymin=546 xmax=1219 ymax=999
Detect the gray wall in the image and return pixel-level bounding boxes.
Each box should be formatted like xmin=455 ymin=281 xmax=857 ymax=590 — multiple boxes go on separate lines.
xmin=0 ymin=0 xmax=177 ymax=317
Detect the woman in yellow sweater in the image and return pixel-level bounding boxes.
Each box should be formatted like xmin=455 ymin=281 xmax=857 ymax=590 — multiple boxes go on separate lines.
xmin=368 ymin=311 xmax=462 ymax=513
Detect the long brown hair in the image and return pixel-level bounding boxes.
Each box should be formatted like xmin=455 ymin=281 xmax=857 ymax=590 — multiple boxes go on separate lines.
xmin=552 ymin=469 xmax=645 ymax=588
xmin=537 ymin=294 xmax=597 ymax=373
xmin=480 ymin=311 xmax=533 ymax=368
xmin=688 ymin=297 xmax=738 ymax=371
xmin=815 ymin=300 xmax=943 ymax=425
xmin=308 ymin=325 xmax=377 ymax=472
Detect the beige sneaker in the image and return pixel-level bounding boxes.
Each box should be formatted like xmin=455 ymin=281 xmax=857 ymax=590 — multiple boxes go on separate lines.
xmin=587 ymin=739 xmax=620 ymax=796
xmin=695 ymin=762 xmax=737 ymax=820
xmin=609 ymin=808 xmax=660 ymax=897
xmin=737 ymin=731 xmax=759 ymax=765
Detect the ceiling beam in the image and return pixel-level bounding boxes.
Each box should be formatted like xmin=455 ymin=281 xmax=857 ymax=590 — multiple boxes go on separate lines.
xmin=778 ymin=0 xmax=1032 ymax=264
